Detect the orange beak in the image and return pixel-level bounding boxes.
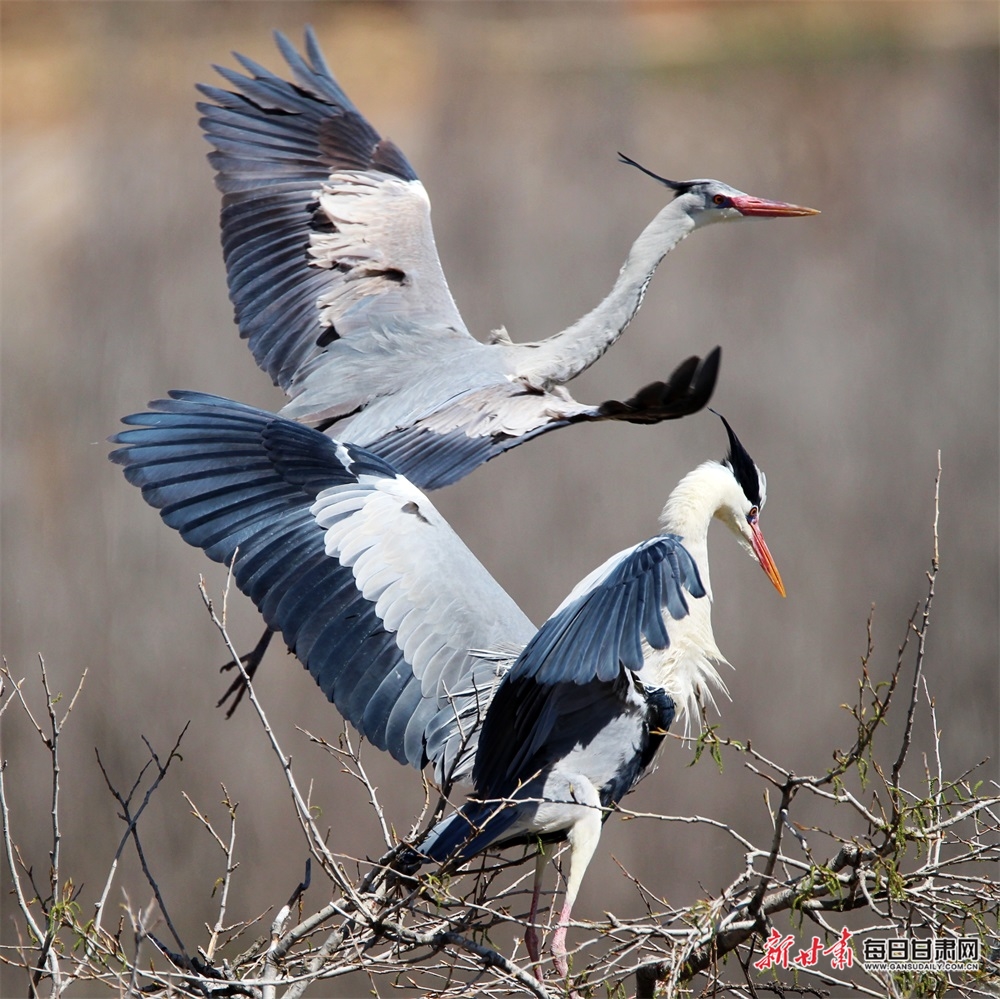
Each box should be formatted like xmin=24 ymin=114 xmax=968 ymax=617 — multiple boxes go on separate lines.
xmin=731 ymin=195 xmax=820 ymax=218
xmin=749 ymin=521 xmax=786 ymax=597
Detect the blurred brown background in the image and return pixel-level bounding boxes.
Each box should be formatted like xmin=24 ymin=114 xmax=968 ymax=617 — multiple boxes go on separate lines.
xmin=3 ymin=2 xmax=997 ymax=994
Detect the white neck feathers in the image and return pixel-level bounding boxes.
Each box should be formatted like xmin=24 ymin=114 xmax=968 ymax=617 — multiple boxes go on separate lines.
xmin=510 ymin=200 xmax=697 ymax=387
xmin=659 ymin=460 xmax=740 ymax=547
xmin=643 ymin=460 xmax=746 ymax=731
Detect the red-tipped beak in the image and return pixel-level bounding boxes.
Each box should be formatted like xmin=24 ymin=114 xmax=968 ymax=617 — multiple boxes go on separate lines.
xmin=749 ymin=522 xmax=786 ymax=597
xmin=731 ymin=195 xmax=820 ymax=218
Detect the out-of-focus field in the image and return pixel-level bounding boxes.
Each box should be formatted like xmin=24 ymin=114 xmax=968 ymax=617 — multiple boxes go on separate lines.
xmin=2 ymin=3 xmax=997 ymax=994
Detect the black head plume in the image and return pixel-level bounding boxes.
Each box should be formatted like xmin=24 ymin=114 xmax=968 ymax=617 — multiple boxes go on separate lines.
xmin=618 ymin=152 xmax=694 ymax=196
xmin=710 ymin=409 xmax=763 ymax=508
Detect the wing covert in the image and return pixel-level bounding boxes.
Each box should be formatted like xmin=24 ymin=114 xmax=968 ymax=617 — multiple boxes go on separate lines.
xmin=368 ymin=348 xmax=722 ymax=489
xmin=470 ymin=535 xmax=704 ymax=795
xmin=507 ymin=534 xmax=705 ymax=687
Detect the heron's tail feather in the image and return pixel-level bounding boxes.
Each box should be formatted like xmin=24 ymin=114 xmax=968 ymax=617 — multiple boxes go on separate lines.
xmin=417 ymin=800 xmax=522 ymax=866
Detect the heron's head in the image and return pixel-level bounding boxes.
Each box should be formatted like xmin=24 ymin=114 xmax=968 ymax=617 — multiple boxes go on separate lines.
xmin=710 ymin=411 xmax=786 ymax=597
xmin=618 ymin=153 xmax=819 ymax=229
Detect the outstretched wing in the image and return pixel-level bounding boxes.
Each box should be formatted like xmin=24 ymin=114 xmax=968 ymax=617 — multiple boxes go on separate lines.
xmin=109 ymin=392 xmax=535 ymax=785
xmin=369 ymin=347 xmax=721 ymax=489
xmin=197 ymin=30 xmax=722 ymax=490
xmin=472 ymin=535 xmax=704 ymax=797
xmin=197 ymin=28 xmax=473 ymax=412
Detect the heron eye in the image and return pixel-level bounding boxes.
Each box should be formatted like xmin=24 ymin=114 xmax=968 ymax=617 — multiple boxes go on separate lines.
xmin=747 ymin=506 xmax=759 ymax=524
xmin=712 ymin=193 xmax=727 ymax=206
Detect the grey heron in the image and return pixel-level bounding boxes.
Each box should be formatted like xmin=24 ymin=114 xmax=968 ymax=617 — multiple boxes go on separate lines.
xmin=197 ymin=27 xmax=811 ymax=707
xmin=197 ymin=28 xmax=818 ymax=490
xmin=110 ymin=392 xmax=784 ymax=981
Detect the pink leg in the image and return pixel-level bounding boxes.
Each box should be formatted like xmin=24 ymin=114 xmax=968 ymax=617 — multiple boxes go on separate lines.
xmin=524 ymin=851 xmax=546 ymax=980
xmin=551 ymin=807 xmax=603 ymax=982
xmin=550 ymin=898 xmax=574 ymax=979
xmin=552 ymin=898 xmax=586 ymax=999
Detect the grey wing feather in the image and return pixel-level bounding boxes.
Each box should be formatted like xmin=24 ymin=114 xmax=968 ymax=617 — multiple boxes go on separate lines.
xmin=471 ymin=535 xmax=703 ymax=796
xmin=109 ymin=392 xmax=534 ymax=784
xmin=197 ymin=28 xmax=472 ymax=413
xmin=367 ymin=347 xmax=721 ymax=489
xmin=503 ymin=535 xmax=704 ymax=685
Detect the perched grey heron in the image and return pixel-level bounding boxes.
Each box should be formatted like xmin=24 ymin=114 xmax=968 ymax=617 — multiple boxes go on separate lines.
xmin=110 ymin=392 xmax=784 ymax=981
xmin=197 ymin=28 xmax=818 ymax=490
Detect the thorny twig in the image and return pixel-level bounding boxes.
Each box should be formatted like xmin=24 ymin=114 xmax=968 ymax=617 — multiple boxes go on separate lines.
xmin=95 ymin=726 xmax=192 ymax=956
xmin=182 ymin=786 xmax=240 ymax=963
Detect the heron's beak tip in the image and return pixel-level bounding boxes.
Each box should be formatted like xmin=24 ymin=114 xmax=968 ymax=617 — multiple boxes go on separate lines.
xmin=761 ymin=555 xmax=786 ymax=598
xmin=749 ymin=523 xmax=785 ymax=597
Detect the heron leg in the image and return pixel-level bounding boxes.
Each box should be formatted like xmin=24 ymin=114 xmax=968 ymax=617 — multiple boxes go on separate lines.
xmin=217 ymin=626 xmax=274 ymax=717
xmin=524 ymin=848 xmax=547 ymax=980
xmin=551 ymin=807 xmax=602 ymax=980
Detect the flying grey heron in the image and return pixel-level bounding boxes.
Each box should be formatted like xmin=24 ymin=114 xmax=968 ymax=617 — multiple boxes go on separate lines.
xmin=110 ymin=392 xmax=784 ymax=981
xmin=197 ymin=28 xmax=818 ymax=490
xmin=196 ymin=28 xmax=811 ymax=706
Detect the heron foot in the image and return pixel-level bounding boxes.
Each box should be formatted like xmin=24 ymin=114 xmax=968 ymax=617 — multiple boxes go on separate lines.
xmin=217 ymin=626 xmax=274 ymax=717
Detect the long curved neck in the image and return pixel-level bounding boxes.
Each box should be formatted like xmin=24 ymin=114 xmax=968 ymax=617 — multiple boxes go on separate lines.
xmin=659 ymin=461 xmax=735 ymax=600
xmin=511 ymin=201 xmax=696 ymax=387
